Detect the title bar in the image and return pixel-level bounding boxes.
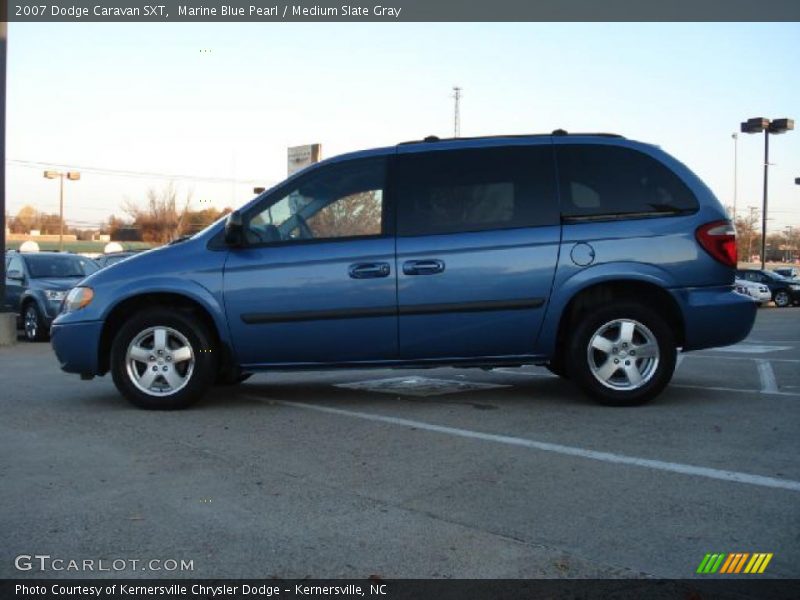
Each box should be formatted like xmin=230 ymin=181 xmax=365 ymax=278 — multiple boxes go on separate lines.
xmin=6 ymin=0 xmax=800 ymax=22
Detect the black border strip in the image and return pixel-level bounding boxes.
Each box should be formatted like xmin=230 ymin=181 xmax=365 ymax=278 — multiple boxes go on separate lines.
xmin=240 ymin=298 xmax=544 ymax=324
xmin=8 ymin=1 xmax=800 ymax=22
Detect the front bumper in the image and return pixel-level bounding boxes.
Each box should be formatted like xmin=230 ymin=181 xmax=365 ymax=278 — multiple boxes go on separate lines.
xmin=50 ymin=319 xmax=104 ymax=375
xmin=676 ymin=286 xmax=757 ymax=351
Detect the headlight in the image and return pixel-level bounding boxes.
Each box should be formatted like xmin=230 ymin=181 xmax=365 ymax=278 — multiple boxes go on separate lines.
xmin=62 ymin=287 xmax=94 ymax=313
xmin=45 ymin=290 xmax=67 ymax=302
xmin=790 ymin=284 xmax=800 ymax=291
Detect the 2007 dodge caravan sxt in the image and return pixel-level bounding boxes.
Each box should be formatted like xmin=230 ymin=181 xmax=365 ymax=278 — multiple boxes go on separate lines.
xmin=51 ymin=132 xmax=756 ymax=409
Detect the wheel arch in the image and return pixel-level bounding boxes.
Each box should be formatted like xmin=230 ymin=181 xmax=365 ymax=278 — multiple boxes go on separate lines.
xmin=547 ymin=279 xmax=685 ymax=366
xmin=98 ymin=291 xmax=233 ymax=375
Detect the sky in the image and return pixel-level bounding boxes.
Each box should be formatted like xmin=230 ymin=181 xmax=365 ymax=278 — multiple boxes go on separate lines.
xmin=5 ymin=22 xmax=800 ymax=232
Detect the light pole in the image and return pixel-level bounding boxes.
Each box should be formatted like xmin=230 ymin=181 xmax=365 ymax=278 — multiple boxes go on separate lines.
xmin=739 ymin=117 xmax=794 ymax=269
xmin=43 ymin=170 xmax=80 ymax=252
xmin=731 ymin=132 xmax=738 ymax=220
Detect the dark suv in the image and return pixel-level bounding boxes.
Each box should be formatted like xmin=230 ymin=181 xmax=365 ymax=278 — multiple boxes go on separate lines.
xmin=51 ymin=133 xmax=756 ymax=409
xmin=4 ymin=251 xmax=99 ymax=341
xmin=736 ymin=269 xmax=800 ymax=307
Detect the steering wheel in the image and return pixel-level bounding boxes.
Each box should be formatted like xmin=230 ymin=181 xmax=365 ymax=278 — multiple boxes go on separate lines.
xmin=294 ymin=213 xmax=314 ymax=240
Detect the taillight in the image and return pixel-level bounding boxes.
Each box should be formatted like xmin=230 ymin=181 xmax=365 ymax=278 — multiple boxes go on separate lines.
xmin=696 ymin=220 xmax=737 ymax=267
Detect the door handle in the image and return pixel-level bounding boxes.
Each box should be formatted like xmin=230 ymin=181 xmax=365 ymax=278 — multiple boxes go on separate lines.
xmin=402 ymin=259 xmax=446 ymax=276
xmin=348 ymin=262 xmax=391 ymax=279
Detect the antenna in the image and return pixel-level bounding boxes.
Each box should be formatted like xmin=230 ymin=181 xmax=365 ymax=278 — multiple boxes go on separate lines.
xmin=452 ymin=86 xmax=462 ymax=137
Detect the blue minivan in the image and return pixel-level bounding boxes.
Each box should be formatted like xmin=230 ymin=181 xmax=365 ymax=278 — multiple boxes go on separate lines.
xmin=50 ymin=132 xmax=756 ymax=409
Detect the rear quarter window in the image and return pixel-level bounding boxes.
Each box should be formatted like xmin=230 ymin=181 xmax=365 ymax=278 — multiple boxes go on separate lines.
xmin=556 ymin=144 xmax=699 ymax=220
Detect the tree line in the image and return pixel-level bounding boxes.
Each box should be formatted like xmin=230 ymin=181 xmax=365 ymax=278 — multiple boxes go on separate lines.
xmin=9 ymin=184 xmax=233 ymax=245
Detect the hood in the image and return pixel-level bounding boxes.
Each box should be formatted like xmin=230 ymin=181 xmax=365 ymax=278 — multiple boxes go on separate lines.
xmin=29 ymin=277 xmax=85 ymax=290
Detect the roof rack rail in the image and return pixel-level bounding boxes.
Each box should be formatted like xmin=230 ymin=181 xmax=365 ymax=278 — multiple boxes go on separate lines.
xmin=398 ymin=131 xmax=624 ymax=145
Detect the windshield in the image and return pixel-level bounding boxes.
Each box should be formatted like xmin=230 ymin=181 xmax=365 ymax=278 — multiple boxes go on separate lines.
xmin=24 ymin=254 xmax=99 ymax=278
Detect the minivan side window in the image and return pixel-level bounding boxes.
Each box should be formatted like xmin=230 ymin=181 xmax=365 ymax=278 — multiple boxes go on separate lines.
xmin=395 ymin=146 xmax=558 ymax=236
xmin=246 ymin=157 xmax=386 ymax=244
xmin=556 ymin=144 xmax=698 ymax=220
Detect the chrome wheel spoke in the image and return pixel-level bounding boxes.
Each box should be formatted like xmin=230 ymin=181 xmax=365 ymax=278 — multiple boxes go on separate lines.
xmin=138 ymin=369 xmax=158 ymax=390
xmin=633 ymin=343 xmax=658 ymax=358
xmin=153 ymin=328 xmax=167 ymax=352
xmin=163 ymin=368 xmax=185 ymax=389
xmin=624 ymin=364 xmax=643 ymax=386
xmin=172 ymin=346 xmax=192 ymax=363
xmin=596 ymin=360 xmax=620 ymax=382
xmin=618 ymin=321 xmax=635 ymax=345
xmin=128 ymin=345 xmax=151 ymax=363
xmin=591 ymin=336 xmax=614 ymax=354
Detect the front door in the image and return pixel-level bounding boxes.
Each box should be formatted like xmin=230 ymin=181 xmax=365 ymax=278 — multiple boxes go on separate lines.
xmin=393 ymin=144 xmax=561 ymax=360
xmin=223 ymin=156 xmax=398 ymax=367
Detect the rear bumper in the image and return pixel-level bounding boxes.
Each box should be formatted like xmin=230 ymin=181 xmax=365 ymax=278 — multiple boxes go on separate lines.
xmin=50 ymin=320 xmax=103 ymax=375
xmin=675 ymin=286 xmax=757 ymax=351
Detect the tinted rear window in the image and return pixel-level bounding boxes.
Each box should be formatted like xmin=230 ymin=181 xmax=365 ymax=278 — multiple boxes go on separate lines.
xmin=556 ymin=144 xmax=698 ymax=220
xmin=395 ymin=146 xmax=558 ymax=236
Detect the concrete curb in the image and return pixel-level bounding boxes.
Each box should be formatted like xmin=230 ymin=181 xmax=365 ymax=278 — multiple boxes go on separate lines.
xmin=0 ymin=312 xmax=17 ymax=346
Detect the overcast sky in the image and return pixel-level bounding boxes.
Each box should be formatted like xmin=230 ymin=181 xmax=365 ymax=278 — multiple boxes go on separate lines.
xmin=6 ymin=22 xmax=800 ymax=231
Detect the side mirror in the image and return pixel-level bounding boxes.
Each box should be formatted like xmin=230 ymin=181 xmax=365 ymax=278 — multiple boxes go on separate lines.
xmin=7 ymin=269 xmax=23 ymax=281
xmin=224 ymin=211 xmax=244 ymax=246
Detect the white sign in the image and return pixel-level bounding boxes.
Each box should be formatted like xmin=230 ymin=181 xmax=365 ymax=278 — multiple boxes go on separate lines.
xmin=287 ymin=144 xmax=321 ymax=175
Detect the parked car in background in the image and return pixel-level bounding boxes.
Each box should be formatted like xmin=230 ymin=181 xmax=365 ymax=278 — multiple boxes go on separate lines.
xmin=736 ymin=268 xmax=800 ymax=307
xmin=95 ymin=251 xmax=141 ymax=269
xmin=4 ymin=251 xmax=99 ymax=341
xmin=734 ymin=278 xmax=771 ymax=306
xmin=773 ymin=267 xmax=798 ymax=280
xmin=51 ymin=132 xmax=756 ymax=409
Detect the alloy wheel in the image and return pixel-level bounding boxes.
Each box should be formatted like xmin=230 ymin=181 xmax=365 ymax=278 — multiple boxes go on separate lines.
xmin=125 ymin=326 xmax=195 ymax=396
xmin=24 ymin=306 xmax=39 ymax=341
xmin=586 ymin=318 xmax=660 ymax=390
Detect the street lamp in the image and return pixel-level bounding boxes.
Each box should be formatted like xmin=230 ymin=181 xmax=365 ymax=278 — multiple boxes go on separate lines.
xmin=739 ymin=117 xmax=794 ymax=269
xmin=43 ymin=170 xmax=80 ymax=252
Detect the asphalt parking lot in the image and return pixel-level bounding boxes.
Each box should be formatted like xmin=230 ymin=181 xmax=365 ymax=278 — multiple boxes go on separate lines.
xmin=1 ymin=308 xmax=798 ymax=580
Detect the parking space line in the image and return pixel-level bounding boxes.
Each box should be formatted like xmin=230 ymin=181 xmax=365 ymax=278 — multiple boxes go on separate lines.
xmin=756 ymin=360 xmax=779 ymax=394
xmin=247 ymin=396 xmax=800 ymax=493
xmin=690 ymin=354 xmax=800 ymax=364
xmin=670 ymin=383 xmax=798 ymax=397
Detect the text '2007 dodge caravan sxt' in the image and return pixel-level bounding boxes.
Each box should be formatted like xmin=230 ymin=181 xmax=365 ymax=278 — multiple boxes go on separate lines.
xmin=51 ymin=131 xmax=756 ymax=409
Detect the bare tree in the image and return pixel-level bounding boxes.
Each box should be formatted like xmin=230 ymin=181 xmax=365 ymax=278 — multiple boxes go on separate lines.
xmin=123 ymin=183 xmax=192 ymax=244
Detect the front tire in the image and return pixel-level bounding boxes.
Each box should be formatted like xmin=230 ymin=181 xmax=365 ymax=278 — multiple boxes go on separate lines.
xmin=23 ymin=302 xmax=46 ymax=342
xmin=566 ymin=303 xmax=676 ymax=406
xmin=110 ymin=309 xmax=217 ymax=409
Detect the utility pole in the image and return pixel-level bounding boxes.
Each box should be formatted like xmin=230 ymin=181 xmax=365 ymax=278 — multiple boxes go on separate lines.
xmin=731 ymin=132 xmax=738 ymax=221
xmin=747 ymin=206 xmax=759 ymax=262
xmin=452 ymin=86 xmax=462 ymax=138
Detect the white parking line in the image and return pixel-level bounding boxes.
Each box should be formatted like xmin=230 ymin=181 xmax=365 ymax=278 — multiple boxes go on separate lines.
xmin=691 ymin=354 xmax=800 ymax=363
xmin=756 ymin=360 xmax=779 ymax=394
xmin=247 ymin=396 xmax=800 ymax=493
xmin=670 ymin=384 xmax=798 ymax=397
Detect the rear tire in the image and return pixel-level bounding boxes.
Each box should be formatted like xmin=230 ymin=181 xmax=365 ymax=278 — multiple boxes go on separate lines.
xmin=773 ymin=290 xmax=790 ymax=308
xmin=566 ymin=303 xmax=676 ymax=406
xmin=110 ymin=309 xmax=217 ymax=410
